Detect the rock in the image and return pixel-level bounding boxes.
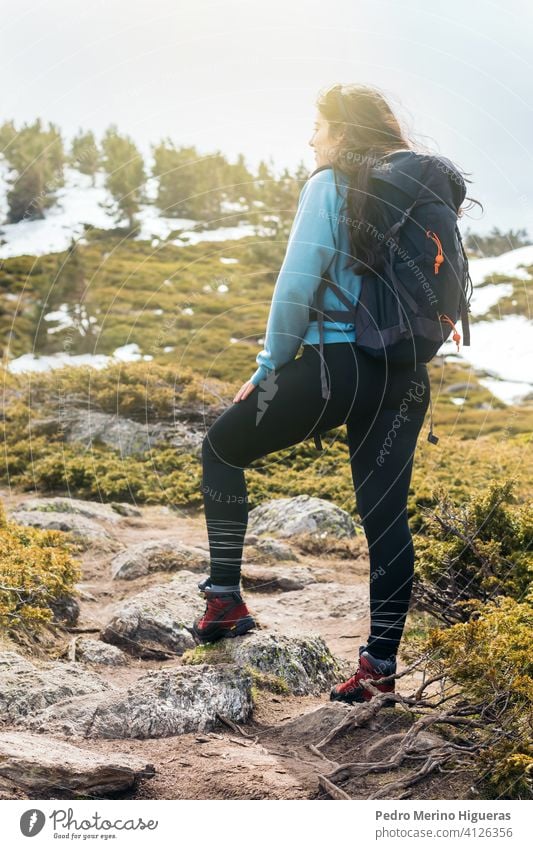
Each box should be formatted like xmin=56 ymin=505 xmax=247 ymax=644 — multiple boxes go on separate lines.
xmin=75 ymin=639 xmax=128 ymax=666
xmin=241 ymin=564 xmax=315 ymax=592
xmin=56 ymin=409 xmax=203 ymax=458
xmin=250 ymin=581 xmax=367 ymax=635
xmin=184 ymin=633 xmax=342 ymax=696
xmin=246 ymin=537 xmax=298 ymax=562
xmin=100 ymin=571 xmax=204 ymax=658
xmin=110 ymin=539 xmax=209 ymax=580
xmin=0 ymin=732 xmax=155 ymax=795
xmin=248 ymin=495 xmax=356 ymax=540
xmin=109 ymin=502 xmax=142 ymax=517
xmin=25 ymin=665 xmax=253 ymax=739
xmin=61 ymin=410 xmax=169 ymax=457
xmin=0 ymin=651 xmax=110 ymax=722
xmin=9 ymin=510 xmax=117 ymax=549
xmin=49 ymin=594 xmax=80 ymax=626
xmin=165 ymin=421 xmax=205 ymax=457
xmin=15 ymin=496 xmax=124 ymax=524
xmin=272 ymin=703 xmax=353 ymax=743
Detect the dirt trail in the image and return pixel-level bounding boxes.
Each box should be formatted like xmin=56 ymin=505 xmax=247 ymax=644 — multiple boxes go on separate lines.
xmin=1 ymin=489 xmax=472 ymax=800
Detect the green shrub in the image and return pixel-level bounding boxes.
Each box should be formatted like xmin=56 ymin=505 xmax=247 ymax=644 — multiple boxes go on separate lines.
xmin=0 ymin=499 xmax=81 ymax=633
xmin=403 ymin=595 xmax=533 ymax=800
xmin=413 ymin=481 xmax=532 ymax=623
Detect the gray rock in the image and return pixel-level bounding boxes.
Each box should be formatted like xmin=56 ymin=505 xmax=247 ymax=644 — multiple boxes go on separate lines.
xmin=15 ymin=496 xmax=124 ymax=524
xmin=0 ymin=731 xmax=155 ymax=795
xmin=247 ymin=536 xmax=298 ymax=562
xmin=248 ymin=495 xmax=356 ymax=540
xmin=49 ymin=594 xmax=80 ymax=626
xmin=9 ymin=510 xmax=117 ymax=549
xmin=185 ymin=633 xmax=342 ymax=696
xmin=62 ymin=410 xmax=168 ymax=457
xmin=0 ymin=651 xmax=110 ymax=722
xmin=58 ymin=410 xmax=203 ymax=458
xmin=100 ymin=571 xmax=204 ymax=658
xmin=241 ymin=564 xmax=315 ymax=592
xmin=111 ymin=538 xmax=209 ymax=580
xmin=75 ymin=639 xmax=128 ymax=666
xmin=25 ymin=665 xmax=253 ymax=739
xmin=109 ymin=502 xmax=142 ymax=517
xmin=273 ymin=703 xmax=353 ymax=743
xmin=250 ymin=581 xmax=367 ymax=635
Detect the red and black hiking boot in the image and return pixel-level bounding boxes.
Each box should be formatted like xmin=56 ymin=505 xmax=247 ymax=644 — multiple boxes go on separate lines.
xmin=330 ymin=644 xmax=397 ymax=707
xmin=192 ymin=586 xmax=256 ymax=644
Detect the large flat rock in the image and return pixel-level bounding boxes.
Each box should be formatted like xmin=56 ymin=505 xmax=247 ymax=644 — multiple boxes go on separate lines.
xmin=100 ymin=571 xmax=205 ymax=658
xmin=184 ymin=632 xmax=342 ymax=696
xmin=110 ymin=538 xmax=209 ymax=580
xmin=0 ymin=731 xmax=155 ymax=796
xmin=14 ymin=496 xmax=127 ymax=524
xmin=24 ymin=665 xmax=253 ymax=739
xmin=248 ymin=494 xmax=356 ymax=539
xmin=9 ymin=510 xmax=118 ymax=549
xmin=0 ymin=651 xmax=110 ymax=722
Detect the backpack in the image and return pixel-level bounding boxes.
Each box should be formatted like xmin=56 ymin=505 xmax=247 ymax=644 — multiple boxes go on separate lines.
xmin=308 ymin=151 xmax=473 ymax=450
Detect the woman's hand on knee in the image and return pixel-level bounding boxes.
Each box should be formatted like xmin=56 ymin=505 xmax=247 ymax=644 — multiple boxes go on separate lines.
xmin=233 ymin=380 xmax=256 ymax=403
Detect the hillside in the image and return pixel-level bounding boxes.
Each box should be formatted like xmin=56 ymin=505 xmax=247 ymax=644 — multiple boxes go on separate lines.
xmin=0 ymin=159 xmax=531 ymax=803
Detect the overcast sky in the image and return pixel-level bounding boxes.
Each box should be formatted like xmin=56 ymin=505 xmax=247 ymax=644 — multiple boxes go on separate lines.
xmin=1 ymin=0 xmax=532 ymax=235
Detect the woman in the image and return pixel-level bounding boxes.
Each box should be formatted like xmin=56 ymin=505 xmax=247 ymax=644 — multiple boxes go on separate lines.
xmin=193 ymin=83 xmax=461 ymax=705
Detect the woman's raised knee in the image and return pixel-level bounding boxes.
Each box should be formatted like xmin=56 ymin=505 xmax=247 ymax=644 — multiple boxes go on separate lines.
xmin=201 ymin=429 xmax=245 ymax=468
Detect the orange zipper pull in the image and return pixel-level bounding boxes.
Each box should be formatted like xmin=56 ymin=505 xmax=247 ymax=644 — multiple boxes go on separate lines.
xmin=440 ymin=313 xmax=461 ymax=351
xmin=426 ymin=230 xmax=444 ymax=274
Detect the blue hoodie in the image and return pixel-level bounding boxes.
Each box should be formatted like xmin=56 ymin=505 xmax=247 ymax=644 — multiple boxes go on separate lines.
xmin=249 ymin=166 xmax=363 ymax=386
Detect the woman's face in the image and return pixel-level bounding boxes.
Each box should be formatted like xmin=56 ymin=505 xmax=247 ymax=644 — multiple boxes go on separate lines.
xmin=309 ymin=109 xmax=343 ymax=167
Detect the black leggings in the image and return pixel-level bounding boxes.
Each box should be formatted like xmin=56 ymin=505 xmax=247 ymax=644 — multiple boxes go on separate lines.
xmin=201 ymin=342 xmax=430 ymax=659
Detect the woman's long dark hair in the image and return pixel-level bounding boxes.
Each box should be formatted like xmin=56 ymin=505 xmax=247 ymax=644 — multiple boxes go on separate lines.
xmin=316 ymin=83 xmax=483 ymax=271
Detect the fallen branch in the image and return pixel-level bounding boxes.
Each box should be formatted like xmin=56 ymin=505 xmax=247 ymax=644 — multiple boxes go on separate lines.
xmin=318 ymin=773 xmax=351 ymax=800
xmin=216 ymin=712 xmax=252 ymax=738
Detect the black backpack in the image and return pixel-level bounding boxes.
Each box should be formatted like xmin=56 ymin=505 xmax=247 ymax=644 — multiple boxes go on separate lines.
xmin=308 ymin=151 xmax=473 ymax=450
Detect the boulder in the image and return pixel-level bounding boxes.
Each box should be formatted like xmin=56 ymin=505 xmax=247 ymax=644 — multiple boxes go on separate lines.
xmin=241 ymin=564 xmax=315 ymax=592
xmin=60 ymin=410 xmax=169 ymax=457
xmin=0 ymin=731 xmax=155 ymax=795
xmin=272 ymin=703 xmax=353 ymax=743
xmin=49 ymin=593 xmax=80 ymax=626
xmin=15 ymin=496 xmax=125 ymax=524
xmin=248 ymin=495 xmax=356 ymax=540
xmin=245 ymin=536 xmax=298 ymax=562
xmin=24 ymin=665 xmax=253 ymax=739
xmin=75 ymin=639 xmax=128 ymax=666
xmin=183 ymin=632 xmax=342 ymax=696
xmin=0 ymin=651 xmax=110 ymax=722
xmin=110 ymin=539 xmax=209 ymax=580
xmin=109 ymin=502 xmax=142 ymax=517
xmin=9 ymin=510 xmax=118 ymax=550
xmin=100 ymin=571 xmax=204 ymax=659
xmin=56 ymin=409 xmax=203 ymax=458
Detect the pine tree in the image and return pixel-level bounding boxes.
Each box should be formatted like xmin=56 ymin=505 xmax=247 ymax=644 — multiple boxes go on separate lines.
xmin=2 ymin=119 xmax=65 ymax=223
xmin=70 ymin=129 xmax=100 ymax=183
xmin=101 ymin=125 xmax=146 ymax=232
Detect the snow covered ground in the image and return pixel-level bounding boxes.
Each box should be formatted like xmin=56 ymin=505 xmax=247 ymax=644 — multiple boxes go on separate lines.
xmin=7 ymin=343 xmax=153 ymax=374
xmin=438 ymin=246 xmax=533 ymax=404
xmin=1 ymin=159 xmax=531 ymax=403
xmin=0 ymin=162 xmax=261 ymax=258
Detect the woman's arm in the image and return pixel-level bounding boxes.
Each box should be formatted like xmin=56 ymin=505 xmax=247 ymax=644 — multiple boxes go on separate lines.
xmin=249 ymin=169 xmax=341 ymax=386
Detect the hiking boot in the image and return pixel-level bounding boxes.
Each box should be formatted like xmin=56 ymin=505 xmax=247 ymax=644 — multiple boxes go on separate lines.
xmin=192 ymin=587 xmax=256 ymax=643
xmin=330 ymin=644 xmax=397 ymax=707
